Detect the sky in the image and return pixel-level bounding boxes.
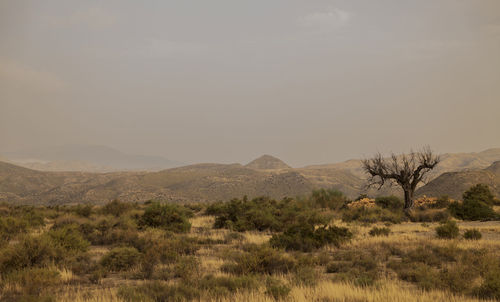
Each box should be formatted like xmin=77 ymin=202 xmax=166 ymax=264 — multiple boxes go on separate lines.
xmin=1 ymin=0 xmax=500 ymax=167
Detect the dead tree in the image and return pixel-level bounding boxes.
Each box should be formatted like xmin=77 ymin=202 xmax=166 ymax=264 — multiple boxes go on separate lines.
xmin=362 ymin=147 xmax=440 ymax=212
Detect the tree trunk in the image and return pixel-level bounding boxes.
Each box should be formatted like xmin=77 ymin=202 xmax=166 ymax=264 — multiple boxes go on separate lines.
xmin=403 ymin=189 xmax=414 ymax=213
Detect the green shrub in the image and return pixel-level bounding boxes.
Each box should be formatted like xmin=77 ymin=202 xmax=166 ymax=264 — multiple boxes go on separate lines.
xmin=222 ymin=244 xmax=296 ymax=275
xmin=449 ymin=184 xmax=499 ymax=221
xmin=463 ymin=229 xmax=482 ymax=240
xmin=435 ymin=220 xmax=459 ymax=239
xmin=139 ymin=202 xmax=191 ymax=233
xmin=265 ymin=277 xmax=290 ymax=300
xmin=463 ymin=184 xmax=496 ymax=206
xmin=199 ymin=274 xmax=258 ymax=297
xmin=101 ymin=247 xmax=141 ymax=271
xmin=101 ymin=199 xmax=132 ymax=217
xmin=327 ymin=249 xmax=380 ymax=287
xmin=74 ymin=204 xmax=93 ymax=217
xmin=270 ymin=223 xmax=352 ymax=252
xmin=368 ymin=227 xmax=391 ymax=237
xmin=0 ymin=216 xmax=28 ymax=242
xmin=212 ymin=196 xmax=328 ymax=232
xmin=311 ymin=188 xmax=348 ymax=210
xmin=2 ymin=267 xmax=60 ymax=295
xmin=173 ymin=256 xmax=201 ymax=284
xmin=475 ymin=267 xmax=500 ymax=299
xmin=429 ymin=195 xmax=451 ymax=209
xmin=292 ymin=266 xmax=319 ymax=286
xmin=0 ymin=235 xmax=59 ymax=272
xmin=375 ymin=196 xmax=404 ymax=210
xmin=47 ymin=225 xmax=89 ymax=254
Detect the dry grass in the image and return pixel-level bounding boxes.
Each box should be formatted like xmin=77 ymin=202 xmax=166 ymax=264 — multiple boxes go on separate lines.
xmin=56 ymin=279 xmax=494 ymax=302
xmin=15 ymin=213 xmax=500 ymax=302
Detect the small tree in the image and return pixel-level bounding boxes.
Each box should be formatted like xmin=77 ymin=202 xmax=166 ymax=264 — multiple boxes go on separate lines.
xmin=362 ymin=147 xmax=440 ymax=212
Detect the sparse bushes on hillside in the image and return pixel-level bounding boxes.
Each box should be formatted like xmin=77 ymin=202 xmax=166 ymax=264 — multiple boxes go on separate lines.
xmin=435 ymin=220 xmax=459 ymax=239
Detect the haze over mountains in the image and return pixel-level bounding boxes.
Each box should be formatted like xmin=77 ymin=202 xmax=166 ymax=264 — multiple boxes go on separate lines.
xmin=0 ymin=148 xmax=499 ymax=205
xmin=1 ymin=145 xmax=183 ymax=172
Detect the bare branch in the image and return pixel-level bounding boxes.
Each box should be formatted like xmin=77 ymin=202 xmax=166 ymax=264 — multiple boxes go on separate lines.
xmin=362 ymin=147 xmax=440 ymax=210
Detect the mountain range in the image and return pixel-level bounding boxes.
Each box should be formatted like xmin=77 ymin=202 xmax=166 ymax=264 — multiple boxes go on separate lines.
xmin=1 ymin=145 xmax=183 ymax=172
xmin=0 ymin=148 xmax=499 ymax=205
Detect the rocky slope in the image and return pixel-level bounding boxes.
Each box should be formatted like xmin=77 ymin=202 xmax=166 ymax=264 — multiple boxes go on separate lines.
xmin=416 ymin=161 xmax=500 ymax=199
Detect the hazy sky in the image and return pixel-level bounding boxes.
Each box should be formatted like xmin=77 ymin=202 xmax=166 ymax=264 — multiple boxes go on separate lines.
xmin=1 ymin=0 xmax=499 ymax=167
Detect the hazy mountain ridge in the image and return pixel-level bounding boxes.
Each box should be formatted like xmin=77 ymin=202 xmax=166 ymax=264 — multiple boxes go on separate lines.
xmin=245 ymin=155 xmax=291 ymax=170
xmin=1 ymin=145 xmax=183 ymax=172
xmin=1 ymin=148 xmax=499 ymax=205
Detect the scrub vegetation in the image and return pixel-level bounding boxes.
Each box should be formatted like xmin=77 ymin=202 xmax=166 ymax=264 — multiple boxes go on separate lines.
xmin=0 ymin=184 xmax=499 ymax=302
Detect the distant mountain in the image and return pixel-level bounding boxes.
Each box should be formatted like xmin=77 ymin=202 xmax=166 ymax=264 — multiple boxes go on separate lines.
xmin=2 ymin=145 xmax=183 ymax=171
xmin=417 ymin=161 xmax=500 ymax=199
xmin=303 ymin=148 xmax=500 ymax=180
xmin=246 ymin=155 xmax=291 ymax=170
xmin=0 ymin=161 xmax=313 ymax=205
xmin=1 ymin=148 xmax=499 ymax=205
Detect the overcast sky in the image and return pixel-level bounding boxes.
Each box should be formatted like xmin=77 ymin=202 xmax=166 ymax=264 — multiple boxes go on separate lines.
xmin=1 ymin=0 xmax=499 ymax=167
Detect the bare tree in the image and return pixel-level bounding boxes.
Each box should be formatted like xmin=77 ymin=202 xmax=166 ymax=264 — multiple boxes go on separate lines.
xmin=362 ymin=147 xmax=440 ymax=212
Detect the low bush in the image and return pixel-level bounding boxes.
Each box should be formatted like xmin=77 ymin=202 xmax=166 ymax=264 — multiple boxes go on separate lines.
xmin=118 ymin=281 xmax=200 ymax=302
xmin=327 ymin=249 xmax=380 ymax=287
xmin=270 ymin=223 xmax=352 ymax=252
xmin=435 ymin=220 xmax=459 ymax=239
xmin=222 ymin=244 xmax=296 ymax=275
xmin=101 ymin=247 xmax=141 ymax=272
xmin=47 ymin=225 xmax=89 ymax=254
xmin=310 ymin=188 xmax=348 ymax=210
xmin=2 ymin=267 xmax=60 ymax=295
xmin=74 ymin=204 xmax=93 ymax=217
xmin=375 ymin=196 xmax=404 ymax=210
xmin=0 ymin=216 xmax=28 ymax=242
xmin=342 ymin=206 xmax=404 ymax=224
xmin=409 ymin=208 xmax=450 ymax=222
xmin=292 ymin=266 xmax=319 ymax=286
xmin=199 ymin=274 xmax=258 ymax=297
xmin=265 ymin=277 xmax=291 ymax=300
xmin=463 ymin=229 xmax=482 ymax=240
xmin=101 ymin=199 xmax=132 ymax=217
xmin=173 ymin=256 xmax=201 ymax=284
xmin=139 ymin=202 xmax=191 ymax=233
xmin=212 ymin=196 xmax=328 ymax=232
xmin=368 ymin=227 xmax=391 ymax=237
xmin=429 ymin=195 xmax=451 ymax=209
xmin=475 ymin=267 xmax=500 ymax=299
xmin=0 ymin=235 xmax=59 ymax=272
